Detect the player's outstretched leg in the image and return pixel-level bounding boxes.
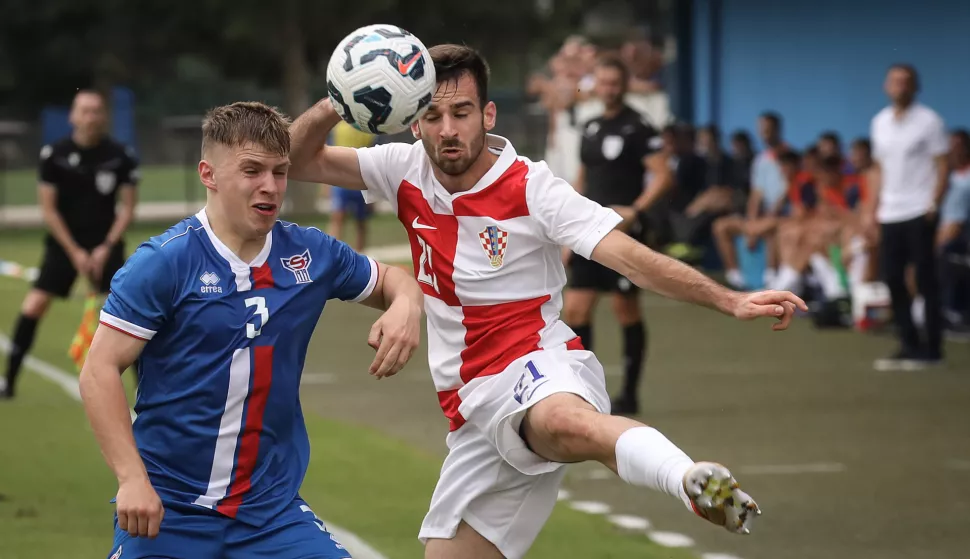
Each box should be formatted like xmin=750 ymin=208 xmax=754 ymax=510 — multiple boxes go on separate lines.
xmin=521 ymin=393 xmax=761 ymax=534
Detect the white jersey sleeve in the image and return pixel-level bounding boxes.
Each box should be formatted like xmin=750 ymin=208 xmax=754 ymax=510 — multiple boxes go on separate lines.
xmin=356 ymin=142 xmax=416 ymax=206
xmin=525 ymin=160 xmax=623 ymax=259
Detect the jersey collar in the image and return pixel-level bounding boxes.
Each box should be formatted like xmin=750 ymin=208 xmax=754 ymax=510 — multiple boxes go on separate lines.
xmin=195 ymin=207 xmax=273 ymax=270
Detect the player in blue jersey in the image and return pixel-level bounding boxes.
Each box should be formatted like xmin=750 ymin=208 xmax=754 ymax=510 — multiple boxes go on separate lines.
xmin=78 ymin=102 xmax=424 ymax=559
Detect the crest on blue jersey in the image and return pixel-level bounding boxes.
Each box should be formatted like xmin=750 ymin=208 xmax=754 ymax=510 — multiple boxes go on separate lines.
xmin=281 ymin=249 xmax=313 ymax=284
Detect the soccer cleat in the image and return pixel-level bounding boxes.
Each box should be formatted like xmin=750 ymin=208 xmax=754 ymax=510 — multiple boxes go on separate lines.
xmin=682 ymin=462 xmax=761 ymax=535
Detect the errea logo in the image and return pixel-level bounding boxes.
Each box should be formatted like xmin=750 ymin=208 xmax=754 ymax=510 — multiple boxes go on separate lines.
xmin=200 ymin=271 xmax=222 ymax=294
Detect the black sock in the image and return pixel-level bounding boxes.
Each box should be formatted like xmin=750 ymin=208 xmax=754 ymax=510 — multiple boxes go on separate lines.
xmin=621 ymin=322 xmax=647 ymax=401
xmin=572 ymin=324 xmax=593 ymax=352
xmin=5 ymin=315 xmax=39 ymax=396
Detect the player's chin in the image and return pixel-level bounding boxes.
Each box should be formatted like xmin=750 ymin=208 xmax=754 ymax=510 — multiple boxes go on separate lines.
xmin=250 ymin=204 xmax=279 ymax=228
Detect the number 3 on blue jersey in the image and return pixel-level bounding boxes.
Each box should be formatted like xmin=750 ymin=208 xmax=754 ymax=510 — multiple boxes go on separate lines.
xmin=245 ymin=296 xmax=269 ymax=339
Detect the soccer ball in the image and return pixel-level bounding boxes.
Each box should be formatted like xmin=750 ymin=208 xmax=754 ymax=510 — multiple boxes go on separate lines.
xmin=326 ymin=24 xmax=436 ymax=135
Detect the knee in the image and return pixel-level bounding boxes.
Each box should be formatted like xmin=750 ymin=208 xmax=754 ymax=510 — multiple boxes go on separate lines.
xmin=713 ymin=217 xmax=734 ymax=238
xmin=21 ymin=290 xmax=51 ymax=319
xmin=524 ymin=394 xmax=596 ymax=458
xmin=563 ymin=293 xmax=594 ymax=325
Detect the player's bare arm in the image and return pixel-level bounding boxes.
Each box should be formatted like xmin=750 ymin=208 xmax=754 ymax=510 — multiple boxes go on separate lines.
xmin=38 ymin=182 xmax=89 ymax=272
xmin=358 ymin=262 xmax=424 ymax=379
xmin=591 ymin=230 xmax=807 ymax=329
xmin=90 ymin=185 xmax=137 ymax=281
xmin=288 ymin=99 xmax=367 ymax=189
xmin=633 ymin=153 xmax=673 ymax=212
xmin=79 ymin=326 xmax=164 ymax=540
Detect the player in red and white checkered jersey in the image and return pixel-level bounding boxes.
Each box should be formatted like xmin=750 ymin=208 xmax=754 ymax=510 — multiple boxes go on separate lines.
xmin=290 ymin=44 xmax=806 ymax=559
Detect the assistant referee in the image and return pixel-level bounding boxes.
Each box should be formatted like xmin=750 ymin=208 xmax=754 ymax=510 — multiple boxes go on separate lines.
xmin=562 ymin=55 xmax=667 ymax=416
xmin=1 ymin=90 xmax=138 ymax=399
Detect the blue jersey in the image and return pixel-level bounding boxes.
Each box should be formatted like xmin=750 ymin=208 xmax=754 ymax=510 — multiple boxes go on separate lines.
xmin=100 ymin=209 xmax=377 ymax=527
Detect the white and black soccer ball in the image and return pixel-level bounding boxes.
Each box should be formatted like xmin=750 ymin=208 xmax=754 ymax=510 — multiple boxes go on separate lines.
xmin=326 ymin=24 xmax=436 ymax=135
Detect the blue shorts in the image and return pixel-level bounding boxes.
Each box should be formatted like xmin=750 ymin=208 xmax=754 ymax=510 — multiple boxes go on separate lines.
xmin=331 ymin=187 xmax=370 ymax=221
xmin=106 ymin=497 xmax=352 ymax=559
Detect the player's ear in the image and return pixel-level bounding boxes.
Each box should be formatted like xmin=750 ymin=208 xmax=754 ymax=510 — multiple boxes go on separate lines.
xmin=483 ymin=101 xmax=497 ymax=132
xmin=410 ymin=121 xmax=422 ymax=140
xmin=198 ymin=160 xmax=217 ymax=192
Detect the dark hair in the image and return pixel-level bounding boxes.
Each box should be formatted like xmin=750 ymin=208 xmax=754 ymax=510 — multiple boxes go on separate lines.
xmin=595 ymin=54 xmax=630 ymax=87
xmin=201 ymin=101 xmax=290 ymax=158
xmin=888 ymin=63 xmax=920 ymax=91
xmin=759 ymin=111 xmax=782 ymax=130
xmin=730 ymin=130 xmax=753 ymax=150
xmin=804 ymin=145 xmax=820 ymax=158
xmin=700 ymin=123 xmax=721 ymax=142
xmin=851 ymin=137 xmax=871 ymax=153
xmin=818 ymin=131 xmax=841 ymax=149
xmin=951 ymin=128 xmax=970 ymax=149
xmin=778 ymin=150 xmax=801 ymax=167
xmin=429 ymin=44 xmax=490 ymax=107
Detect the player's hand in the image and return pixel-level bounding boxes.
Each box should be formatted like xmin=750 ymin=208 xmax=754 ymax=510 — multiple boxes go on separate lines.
xmin=69 ymin=247 xmax=91 ymax=274
xmin=115 ymin=477 xmax=164 ymax=539
xmin=89 ymin=243 xmax=112 ymax=282
xmin=367 ymin=299 xmax=421 ymax=378
xmin=730 ymin=290 xmax=807 ymax=331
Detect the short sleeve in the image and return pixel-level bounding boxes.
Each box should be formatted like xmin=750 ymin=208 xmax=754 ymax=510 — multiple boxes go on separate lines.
xmin=927 ymin=114 xmax=949 ymax=157
xmin=119 ymin=145 xmax=141 ymax=186
xmin=526 ymin=162 xmax=623 ymax=259
xmin=870 ymin=118 xmax=884 ymax=162
xmin=356 ymin=142 xmax=414 ymax=205
xmin=100 ymin=244 xmax=175 ymax=340
xmin=38 ymin=144 xmax=57 ymax=184
xmin=320 ymin=234 xmax=378 ymax=302
xmin=940 ymin=183 xmax=970 ymax=225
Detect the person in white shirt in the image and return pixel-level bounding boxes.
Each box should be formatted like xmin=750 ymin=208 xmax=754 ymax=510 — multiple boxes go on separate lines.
xmin=867 ymin=63 xmax=949 ymax=370
xmin=289 ymin=43 xmax=806 ymax=559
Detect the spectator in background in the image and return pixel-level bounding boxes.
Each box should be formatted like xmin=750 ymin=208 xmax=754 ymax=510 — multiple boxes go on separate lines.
xmin=868 ymin=63 xmax=949 ymax=370
xmin=729 ymin=130 xmax=755 ymax=197
xmin=662 ymin=124 xmax=711 ymax=262
xmin=937 ymin=129 xmax=970 ymax=333
xmin=563 ymin=55 xmax=664 ymax=416
xmin=711 ymin=113 xmax=789 ymax=289
xmin=802 ymin=145 xmax=822 ymax=180
xmin=842 ymin=138 xmax=879 ymax=287
xmin=817 ymin=131 xmax=843 ymax=161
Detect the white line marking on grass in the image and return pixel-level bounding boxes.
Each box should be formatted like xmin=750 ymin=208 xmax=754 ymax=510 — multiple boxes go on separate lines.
xmin=363 ymin=244 xmax=412 ymax=262
xmin=301 ymin=373 xmax=338 ymax=385
xmin=648 ymin=531 xmax=695 ymax=547
xmin=569 ymin=501 xmax=611 ymax=515
xmin=701 ymin=553 xmax=745 ymax=559
xmin=739 ymin=462 xmax=846 ymax=475
xmin=607 ymin=514 xmax=650 ymax=531
xmin=0 ymin=333 xmax=391 ymax=559
xmin=556 ymin=489 xmax=572 ymax=501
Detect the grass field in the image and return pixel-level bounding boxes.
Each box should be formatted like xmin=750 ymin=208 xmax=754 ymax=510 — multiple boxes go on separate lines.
xmin=1 ymin=166 xmax=203 ymax=206
xmin=0 ymin=217 xmax=694 ymax=559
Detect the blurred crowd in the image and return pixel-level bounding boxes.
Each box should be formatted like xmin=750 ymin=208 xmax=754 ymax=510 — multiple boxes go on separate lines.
xmin=528 ymin=37 xmax=970 ymax=345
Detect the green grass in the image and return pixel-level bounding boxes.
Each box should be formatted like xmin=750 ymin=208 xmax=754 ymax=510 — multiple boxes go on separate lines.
xmin=0 ymin=223 xmax=689 ymax=559
xmin=1 ymin=165 xmax=206 ymax=206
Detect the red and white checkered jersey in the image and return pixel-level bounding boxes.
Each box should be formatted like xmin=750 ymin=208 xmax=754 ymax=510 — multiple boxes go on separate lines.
xmin=358 ymin=135 xmax=622 ymax=430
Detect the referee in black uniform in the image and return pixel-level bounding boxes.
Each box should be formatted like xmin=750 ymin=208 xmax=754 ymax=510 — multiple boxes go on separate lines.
xmin=1 ymin=90 xmax=138 ymax=399
xmin=562 ymin=55 xmax=669 ymax=416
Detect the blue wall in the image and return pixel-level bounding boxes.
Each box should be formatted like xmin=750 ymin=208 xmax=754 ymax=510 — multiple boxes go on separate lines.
xmin=692 ymin=0 xmax=970 ymax=150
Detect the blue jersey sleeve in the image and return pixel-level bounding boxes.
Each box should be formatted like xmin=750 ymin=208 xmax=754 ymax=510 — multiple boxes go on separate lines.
xmin=323 ymin=235 xmax=378 ymax=303
xmin=100 ymin=243 xmax=175 ymax=340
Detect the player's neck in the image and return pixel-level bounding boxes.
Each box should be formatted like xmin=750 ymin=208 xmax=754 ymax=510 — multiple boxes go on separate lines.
xmin=204 ymin=207 xmax=267 ymax=263
xmin=435 ymin=149 xmax=500 ymax=194
xmin=602 ymin=103 xmax=623 ymax=119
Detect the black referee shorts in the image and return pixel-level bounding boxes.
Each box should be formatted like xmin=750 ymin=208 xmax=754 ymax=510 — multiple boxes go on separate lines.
xmin=34 ymin=240 xmax=126 ymax=298
xmin=569 ymin=255 xmax=639 ymax=295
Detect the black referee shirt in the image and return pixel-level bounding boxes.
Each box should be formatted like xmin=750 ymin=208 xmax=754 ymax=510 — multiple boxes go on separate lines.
xmin=579 ymin=105 xmax=659 ymax=207
xmin=39 ymin=137 xmax=139 ymax=248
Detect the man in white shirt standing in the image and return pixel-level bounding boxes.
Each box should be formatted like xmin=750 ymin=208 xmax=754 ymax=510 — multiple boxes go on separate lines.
xmin=868 ymin=64 xmax=949 ymax=369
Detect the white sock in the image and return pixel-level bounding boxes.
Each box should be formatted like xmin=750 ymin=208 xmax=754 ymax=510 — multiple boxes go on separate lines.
xmin=615 ymin=427 xmax=694 ymax=508
xmin=810 ymin=254 xmax=848 ymax=300
xmin=763 ymin=268 xmax=777 ymax=287
xmin=726 ymin=269 xmax=745 ymax=289
xmin=912 ymin=296 xmax=925 ymax=327
xmin=771 ymin=265 xmax=802 ymax=293
xmin=847 ymin=237 xmax=868 ymax=289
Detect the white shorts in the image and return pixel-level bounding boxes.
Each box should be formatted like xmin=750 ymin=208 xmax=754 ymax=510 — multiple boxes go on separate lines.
xmin=418 ymin=344 xmax=610 ymax=559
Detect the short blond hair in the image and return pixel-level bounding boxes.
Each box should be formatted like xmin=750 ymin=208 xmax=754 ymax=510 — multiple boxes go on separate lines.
xmin=201 ymin=101 xmax=290 ymax=158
